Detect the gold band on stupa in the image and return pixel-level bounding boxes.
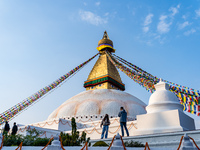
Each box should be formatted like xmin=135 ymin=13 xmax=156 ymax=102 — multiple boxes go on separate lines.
xmin=84 ymin=74 xmax=125 ymax=90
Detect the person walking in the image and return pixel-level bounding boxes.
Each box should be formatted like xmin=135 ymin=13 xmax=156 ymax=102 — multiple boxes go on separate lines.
xmin=11 ymin=122 xmax=18 ymax=135
xmin=100 ymin=114 xmax=110 ymax=139
xmin=118 ymin=107 xmax=129 ymax=137
xmin=3 ymin=121 xmax=10 ymax=135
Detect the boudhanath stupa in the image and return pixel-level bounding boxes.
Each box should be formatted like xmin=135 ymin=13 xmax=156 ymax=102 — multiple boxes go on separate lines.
xmin=10 ymin=31 xmax=200 ymax=147
xmin=18 ymin=31 xmax=147 ymax=137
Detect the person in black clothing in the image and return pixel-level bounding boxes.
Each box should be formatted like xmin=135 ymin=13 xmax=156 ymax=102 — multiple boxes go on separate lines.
xmin=11 ymin=122 xmax=18 ymax=135
xmin=3 ymin=121 xmax=10 ymax=135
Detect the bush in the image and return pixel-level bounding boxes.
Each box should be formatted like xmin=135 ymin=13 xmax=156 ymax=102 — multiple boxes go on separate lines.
xmin=124 ymin=140 xmax=144 ymax=147
xmin=3 ymin=118 xmax=90 ymax=147
xmin=3 ymin=134 xmax=23 ymax=146
xmin=93 ymin=141 xmax=109 ymax=147
xmin=33 ymin=138 xmax=50 ymax=146
xmin=60 ymin=117 xmax=90 ymax=146
xmin=3 ymin=129 xmax=50 ymax=146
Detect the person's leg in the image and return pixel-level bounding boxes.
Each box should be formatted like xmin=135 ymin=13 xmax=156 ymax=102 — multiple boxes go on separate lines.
xmin=101 ymin=126 xmax=106 ymax=139
xmin=105 ymin=126 xmax=109 ymax=138
xmin=120 ymin=122 xmax=124 ymax=137
xmin=123 ymin=122 xmax=129 ymax=136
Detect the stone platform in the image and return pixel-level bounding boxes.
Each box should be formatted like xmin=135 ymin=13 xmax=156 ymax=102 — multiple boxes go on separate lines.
xmin=91 ymin=129 xmax=200 ymax=148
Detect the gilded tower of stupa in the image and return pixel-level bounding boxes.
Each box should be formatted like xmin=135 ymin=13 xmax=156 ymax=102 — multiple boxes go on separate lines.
xmin=48 ymin=31 xmax=146 ymax=121
xmin=84 ymin=31 xmax=125 ymax=91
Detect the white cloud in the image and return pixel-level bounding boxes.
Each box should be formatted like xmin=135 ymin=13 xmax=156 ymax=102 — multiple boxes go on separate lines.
xmin=184 ymin=29 xmax=196 ymax=36
xmin=169 ymin=5 xmax=180 ymax=16
xmin=79 ymin=10 xmax=107 ymax=26
xmin=83 ymin=2 xmax=87 ymax=6
xmin=178 ymin=21 xmax=190 ymax=30
xmin=144 ymin=14 xmax=154 ymax=26
xmin=182 ymin=15 xmax=187 ymax=20
xmin=160 ymin=15 xmax=167 ymax=20
xmin=156 ymin=5 xmax=180 ymax=34
xmin=95 ymin=2 xmax=100 ymax=6
xmin=143 ymin=26 xmax=149 ymax=33
xmin=104 ymin=12 xmax=109 ymax=16
xmin=195 ymin=9 xmax=200 ymax=17
xmin=157 ymin=15 xmax=172 ymax=34
xmin=143 ymin=13 xmax=154 ymax=33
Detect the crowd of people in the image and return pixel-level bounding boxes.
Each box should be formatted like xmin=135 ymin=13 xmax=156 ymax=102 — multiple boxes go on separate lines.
xmin=100 ymin=107 xmax=129 ymax=139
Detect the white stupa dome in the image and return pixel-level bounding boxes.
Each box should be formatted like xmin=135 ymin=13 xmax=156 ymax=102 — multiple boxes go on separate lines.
xmin=146 ymin=80 xmax=183 ymax=114
xmin=48 ymin=89 xmax=147 ymax=120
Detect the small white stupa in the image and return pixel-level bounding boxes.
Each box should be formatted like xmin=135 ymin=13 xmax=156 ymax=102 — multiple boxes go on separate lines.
xmin=135 ymin=79 xmax=195 ymax=135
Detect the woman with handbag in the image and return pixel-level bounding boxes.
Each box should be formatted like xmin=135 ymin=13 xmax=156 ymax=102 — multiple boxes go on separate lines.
xmin=100 ymin=114 xmax=110 ymax=139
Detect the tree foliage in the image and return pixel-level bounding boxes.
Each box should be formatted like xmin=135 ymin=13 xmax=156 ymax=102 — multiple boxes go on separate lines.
xmin=93 ymin=141 xmax=109 ymax=147
xmin=60 ymin=117 xmax=90 ymax=146
xmin=3 ymin=129 xmax=50 ymax=146
xmin=124 ymin=140 xmax=144 ymax=147
xmin=2 ymin=118 xmax=90 ymax=147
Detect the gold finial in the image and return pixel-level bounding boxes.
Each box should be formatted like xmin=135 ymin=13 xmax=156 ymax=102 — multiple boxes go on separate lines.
xmin=103 ymin=31 xmax=109 ymax=39
xmin=97 ymin=31 xmax=115 ymax=52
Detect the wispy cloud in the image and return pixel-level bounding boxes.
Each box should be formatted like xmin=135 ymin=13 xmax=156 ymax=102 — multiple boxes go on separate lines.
xmin=156 ymin=5 xmax=180 ymax=34
xmin=143 ymin=27 xmax=150 ymax=33
xmin=144 ymin=14 xmax=154 ymax=26
xmin=184 ymin=29 xmax=196 ymax=36
xmin=157 ymin=15 xmax=172 ymax=34
xmin=104 ymin=12 xmax=109 ymax=16
xmin=182 ymin=15 xmax=187 ymax=20
xmin=95 ymin=2 xmax=100 ymax=6
xmin=169 ymin=5 xmax=180 ymax=16
xmin=79 ymin=10 xmax=107 ymax=26
xmin=195 ymin=9 xmax=200 ymax=17
xmin=178 ymin=21 xmax=190 ymax=30
xmin=143 ymin=13 xmax=154 ymax=33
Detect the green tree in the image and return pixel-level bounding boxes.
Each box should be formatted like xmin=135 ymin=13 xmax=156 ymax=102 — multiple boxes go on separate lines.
xmin=3 ymin=129 xmax=50 ymax=146
xmin=60 ymin=117 xmax=90 ymax=146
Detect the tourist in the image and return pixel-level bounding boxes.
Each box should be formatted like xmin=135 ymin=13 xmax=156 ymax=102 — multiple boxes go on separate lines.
xmin=100 ymin=114 xmax=110 ymax=139
xmin=118 ymin=107 xmax=129 ymax=137
xmin=3 ymin=121 xmax=10 ymax=135
xmin=11 ymin=122 xmax=18 ymax=135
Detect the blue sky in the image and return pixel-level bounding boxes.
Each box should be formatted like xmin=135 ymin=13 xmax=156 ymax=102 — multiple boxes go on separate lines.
xmin=0 ymin=0 xmax=200 ymax=127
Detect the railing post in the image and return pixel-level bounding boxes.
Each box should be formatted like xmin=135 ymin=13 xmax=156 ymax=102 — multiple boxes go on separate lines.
xmin=47 ymin=134 xmax=61 ymax=150
xmin=110 ymin=133 xmax=125 ymax=150
xmin=179 ymin=134 xmax=197 ymax=150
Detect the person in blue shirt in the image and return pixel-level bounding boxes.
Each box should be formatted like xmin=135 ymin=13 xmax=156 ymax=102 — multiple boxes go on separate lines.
xmin=118 ymin=107 xmax=129 ymax=137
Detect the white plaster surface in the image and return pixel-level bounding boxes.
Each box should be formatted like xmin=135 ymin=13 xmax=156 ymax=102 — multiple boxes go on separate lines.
xmin=136 ymin=109 xmax=195 ymax=135
xmin=91 ymin=130 xmax=200 ymax=148
xmin=17 ymin=125 xmax=60 ymax=138
xmin=48 ymin=89 xmax=146 ymax=120
xmin=147 ymin=81 xmax=183 ymax=114
xmin=136 ymin=81 xmax=195 ymax=135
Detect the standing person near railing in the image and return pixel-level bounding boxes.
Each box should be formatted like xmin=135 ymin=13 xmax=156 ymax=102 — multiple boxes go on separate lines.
xmin=11 ymin=122 xmax=18 ymax=135
xmin=3 ymin=121 xmax=10 ymax=135
xmin=100 ymin=114 xmax=110 ymax=139
xmin=118 ymin=107 xmax=129 ymax=137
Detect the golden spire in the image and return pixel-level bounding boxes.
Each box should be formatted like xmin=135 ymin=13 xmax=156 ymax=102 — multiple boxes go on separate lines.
xmin=97 ymin=31 xmax=115 ymax=53
xmin=103 ymin=31 xmax=109 ymax=39
xmin=84 ymin=31 xmax=124 ymax=91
